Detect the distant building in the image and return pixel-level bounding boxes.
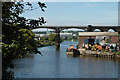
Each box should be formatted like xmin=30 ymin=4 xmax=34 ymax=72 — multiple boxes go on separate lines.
xmin=60 ymin=33 xmax=73 ymax=39
xmin=34 ymin=35 xmax=40 ymax=40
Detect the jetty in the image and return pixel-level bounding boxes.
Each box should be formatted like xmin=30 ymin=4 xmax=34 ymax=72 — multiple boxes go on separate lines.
xmin=78 ymin=48 xmax=120 ymax=58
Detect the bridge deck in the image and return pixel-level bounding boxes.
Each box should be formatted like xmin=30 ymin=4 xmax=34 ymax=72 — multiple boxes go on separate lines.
xmin=32 ymin=26 xmax=120 ymax=29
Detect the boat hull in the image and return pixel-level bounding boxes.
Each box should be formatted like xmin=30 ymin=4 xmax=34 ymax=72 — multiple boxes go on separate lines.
xmin=66 ymin=48 xmax=80 ymax=56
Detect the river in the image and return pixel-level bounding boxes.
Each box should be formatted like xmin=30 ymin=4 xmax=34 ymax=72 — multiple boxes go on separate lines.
xmin=10 ymin=41 xmax=119 ymax=78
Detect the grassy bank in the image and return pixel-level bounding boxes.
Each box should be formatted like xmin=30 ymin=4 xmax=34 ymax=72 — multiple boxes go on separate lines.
xmin=35 ymin=41 xmax=55 ymax=47
xmin=40 ymin=42 xmax=55 ymax=47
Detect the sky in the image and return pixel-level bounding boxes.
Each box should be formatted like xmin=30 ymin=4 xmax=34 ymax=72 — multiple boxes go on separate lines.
xmin=20 ymin=2 xmax=118 ymax=31
xmin=24 ymin=0 xmax=120 ymax=2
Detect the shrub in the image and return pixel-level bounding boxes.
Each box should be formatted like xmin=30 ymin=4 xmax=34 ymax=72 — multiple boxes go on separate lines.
xmin=116 ymin=51 xmax=120 ymax=55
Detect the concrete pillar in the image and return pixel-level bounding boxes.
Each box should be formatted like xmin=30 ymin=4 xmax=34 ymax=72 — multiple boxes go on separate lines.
xmin=100 ymin=28 xmax=108 ymax=32
xmin=87 ymin=25 xmax=93 ymax=32
xmin=55 ymin=28 xmax=60 ymax=50
xmin=104 ymin=28 xmax=109 ymax=32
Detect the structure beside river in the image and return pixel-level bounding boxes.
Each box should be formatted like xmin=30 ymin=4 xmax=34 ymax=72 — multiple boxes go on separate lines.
xmin=78 ymin=32 xmax=120 ymax=58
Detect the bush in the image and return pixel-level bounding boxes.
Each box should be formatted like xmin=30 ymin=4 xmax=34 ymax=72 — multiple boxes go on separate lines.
xmin=116 ymin=51 xmax=120 ymax=55
xmin=48 ymin=33 xmax=56 ymax=42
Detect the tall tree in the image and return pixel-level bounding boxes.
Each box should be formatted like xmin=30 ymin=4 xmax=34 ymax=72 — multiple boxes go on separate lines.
xmin=2 ymin=2 xmax=46 ymax=79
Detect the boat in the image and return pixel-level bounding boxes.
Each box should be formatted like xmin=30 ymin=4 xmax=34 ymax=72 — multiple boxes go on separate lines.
xmin=66 ymin=45 xmax=80 ymax=56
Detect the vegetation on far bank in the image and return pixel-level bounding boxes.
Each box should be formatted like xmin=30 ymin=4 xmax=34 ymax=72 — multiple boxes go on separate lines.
xmin=63 ymin=35 xmax=78 ymax=41
xmin=35 ymin=33 xmax=63 ymax=47
xmin=35 ymin=41 xmax=55 ymax=47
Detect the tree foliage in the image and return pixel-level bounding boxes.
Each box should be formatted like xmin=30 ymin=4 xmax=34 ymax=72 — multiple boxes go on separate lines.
xmin=2 ymin=2 xmax=47 ymax=79
xmin=48 ymin=33 xmax=56 ymax=42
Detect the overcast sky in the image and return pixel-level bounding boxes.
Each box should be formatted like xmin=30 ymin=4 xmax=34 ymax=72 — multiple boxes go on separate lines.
xmin=20 ymin=2 xmax=118 ymax=31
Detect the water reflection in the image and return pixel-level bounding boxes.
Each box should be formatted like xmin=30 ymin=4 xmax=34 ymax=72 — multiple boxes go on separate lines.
xmin=77 ymin=56 xmax=118 ymax=78
xmin=55 ymin=50 xmax=60 ymax=77
xmin=10 ymin=41 xmax=118 ymax=78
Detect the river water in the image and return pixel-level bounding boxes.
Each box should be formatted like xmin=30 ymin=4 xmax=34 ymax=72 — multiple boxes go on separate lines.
xmin=10 ymin=41 xmax=119 ymax=78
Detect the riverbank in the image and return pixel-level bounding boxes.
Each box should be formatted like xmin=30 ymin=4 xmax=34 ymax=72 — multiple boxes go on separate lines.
xmin=38 ymin=42 xmax=55 ymax=47
xmin=78 ymin=48 xmax=120 ymax=58
xmin=34 ymin=40 xmax=55 ymax=47
xmin=35 ymin=38 xmax=64 ymax=47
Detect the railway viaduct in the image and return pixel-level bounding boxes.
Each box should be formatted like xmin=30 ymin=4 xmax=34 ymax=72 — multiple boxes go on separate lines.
xmin=31 ymin=25 xmax=120 ymax=50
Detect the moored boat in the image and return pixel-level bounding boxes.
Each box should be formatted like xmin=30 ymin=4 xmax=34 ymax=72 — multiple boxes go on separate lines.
xmin=66 ymin=45 xmax=80 ymax=56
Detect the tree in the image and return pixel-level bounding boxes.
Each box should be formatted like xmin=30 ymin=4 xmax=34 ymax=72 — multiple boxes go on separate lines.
xmin=48 ymin=33 xmax=56 ymax=42
xmin=2 ymin=2 xmax=47 ymax=79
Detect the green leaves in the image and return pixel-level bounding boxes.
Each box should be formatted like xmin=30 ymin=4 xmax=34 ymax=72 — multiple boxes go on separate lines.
xmin=2 ymin=2 xmax=47 ymax=79
xmin=48 ymin=33 xmax=56 ymax=42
